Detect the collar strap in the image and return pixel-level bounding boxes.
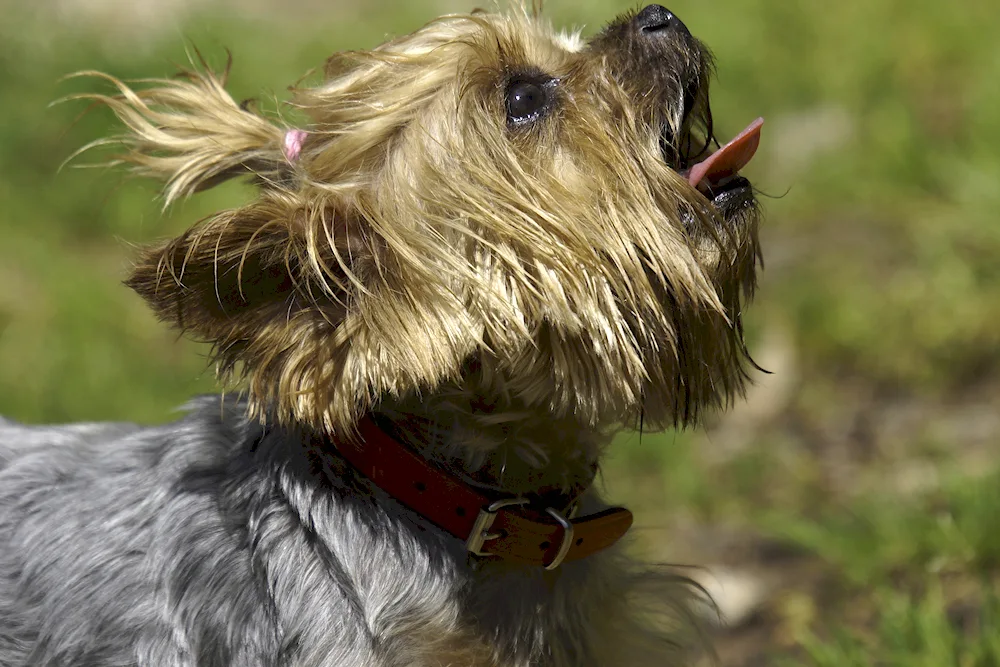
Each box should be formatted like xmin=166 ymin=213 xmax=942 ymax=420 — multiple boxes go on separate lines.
xmin=331 ymin=418 xmax=633 ymax=569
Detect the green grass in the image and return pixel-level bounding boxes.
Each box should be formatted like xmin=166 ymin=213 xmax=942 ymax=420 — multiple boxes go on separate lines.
xmin=1 ymin=0 xmax=998 ymax=662
xmin=793 ymin=584 xmax=1000 ymax=667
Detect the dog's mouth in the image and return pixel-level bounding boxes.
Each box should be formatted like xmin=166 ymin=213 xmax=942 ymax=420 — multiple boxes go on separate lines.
xmin=665 ymin=117 xmax=763 ymax=211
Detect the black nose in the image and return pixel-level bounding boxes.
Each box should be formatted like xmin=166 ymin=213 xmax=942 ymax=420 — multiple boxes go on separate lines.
xmin=634 ymin=5 xmax=689 ymax=36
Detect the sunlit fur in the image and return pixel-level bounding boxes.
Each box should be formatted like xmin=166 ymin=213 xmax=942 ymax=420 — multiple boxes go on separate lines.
xmin=0 ymin=5 xmax=763 ymax=666
xmin=78 ymin=6 xmax=759 ymax=436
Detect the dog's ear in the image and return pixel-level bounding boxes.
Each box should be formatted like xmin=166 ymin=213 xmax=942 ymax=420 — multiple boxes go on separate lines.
xmin=127 ymin=195 xmax=481 ymax=432
xmin=126 ymin=192 xmax=392 ymax=429
xmin=125 ymin=194 xmax=340 ymax=346
xmin=85 ymin=62 xmax=484 ymax=431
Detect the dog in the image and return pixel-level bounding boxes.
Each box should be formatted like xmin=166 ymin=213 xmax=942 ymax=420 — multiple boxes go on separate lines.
xmin=0 ymin=4 xmax=763 ymax=665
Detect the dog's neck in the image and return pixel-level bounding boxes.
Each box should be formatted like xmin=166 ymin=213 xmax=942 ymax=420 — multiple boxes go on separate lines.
xmin=373 ymin=387 xmax=608 ymax=499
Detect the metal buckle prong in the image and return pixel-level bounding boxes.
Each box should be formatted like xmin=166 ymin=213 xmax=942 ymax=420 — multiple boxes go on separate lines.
xmin=543 ymin=507 xmax=575 ymax=570
xmin=465 ymin=497 xmax=529 ymax=556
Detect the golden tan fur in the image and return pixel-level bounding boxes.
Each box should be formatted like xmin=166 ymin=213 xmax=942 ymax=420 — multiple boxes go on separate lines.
xmin=72 ymin=5 xmax=759 ymax=441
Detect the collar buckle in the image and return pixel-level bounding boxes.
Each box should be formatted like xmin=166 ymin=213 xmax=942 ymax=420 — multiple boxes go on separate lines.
xmin=542 ymin=506 xmax=574 ymax=570
xmin=465 ymin=499 xmax=577 ymax=570
xmin=465 ymin=497 xmax=529 ymax=556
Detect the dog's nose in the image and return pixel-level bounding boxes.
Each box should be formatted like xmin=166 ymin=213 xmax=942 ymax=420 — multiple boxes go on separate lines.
xmin=634 ymin=5 xmax=689 ymax=36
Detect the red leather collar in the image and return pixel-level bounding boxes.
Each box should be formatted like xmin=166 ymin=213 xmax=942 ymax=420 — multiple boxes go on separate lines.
xmin=332 ymin=417 xmax=633 ymax=569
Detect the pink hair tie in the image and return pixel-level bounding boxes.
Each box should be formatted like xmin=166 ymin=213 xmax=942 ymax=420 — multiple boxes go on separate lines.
xmin=283 ymin=129 xmax=308 ymax=162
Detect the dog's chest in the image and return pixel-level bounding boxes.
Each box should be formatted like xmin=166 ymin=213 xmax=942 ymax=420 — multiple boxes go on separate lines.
xmin=269 ymin=470 xmax=595 ymax=667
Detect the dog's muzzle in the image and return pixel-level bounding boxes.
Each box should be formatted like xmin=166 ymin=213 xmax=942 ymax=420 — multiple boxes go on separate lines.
xmin=631 ymin=6 xmax=763 ymax=211
xmin=592 ymin=6 xmax=764 ymax=218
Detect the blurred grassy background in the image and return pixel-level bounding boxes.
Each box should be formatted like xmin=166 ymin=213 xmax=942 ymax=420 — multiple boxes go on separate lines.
xmin=1 ymin=0 xmax=998 ymax=663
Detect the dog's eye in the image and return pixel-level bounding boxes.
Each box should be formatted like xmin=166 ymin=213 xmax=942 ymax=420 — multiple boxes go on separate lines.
xmin=505 ymin=79 xmax=550 ymax=125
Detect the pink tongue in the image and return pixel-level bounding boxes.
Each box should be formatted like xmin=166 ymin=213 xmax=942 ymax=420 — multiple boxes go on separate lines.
xmin=685 ymin=117 xmax=764 ymax=189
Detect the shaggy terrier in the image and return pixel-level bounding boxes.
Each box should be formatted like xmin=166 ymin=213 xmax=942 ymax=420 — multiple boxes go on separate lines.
xmin=0 ymin=4 xmax=763 ymax=665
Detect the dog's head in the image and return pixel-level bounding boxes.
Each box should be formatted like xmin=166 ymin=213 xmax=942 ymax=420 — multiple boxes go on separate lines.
xmin=90 ymin=4 xmax=762 ymax=432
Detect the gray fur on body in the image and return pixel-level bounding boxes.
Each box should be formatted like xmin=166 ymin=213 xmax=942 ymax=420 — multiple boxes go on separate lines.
xmin=0 ymin=396 xmax=697 ymax=667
